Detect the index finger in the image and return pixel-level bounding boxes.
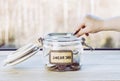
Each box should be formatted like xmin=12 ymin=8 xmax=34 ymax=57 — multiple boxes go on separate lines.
xmin=74 ymin=23 xmax=85 ymax=35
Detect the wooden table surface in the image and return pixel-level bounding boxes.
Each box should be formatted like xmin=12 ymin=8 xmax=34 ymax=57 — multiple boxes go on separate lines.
xmin=0 ymin=50 xmax=120 ymax=81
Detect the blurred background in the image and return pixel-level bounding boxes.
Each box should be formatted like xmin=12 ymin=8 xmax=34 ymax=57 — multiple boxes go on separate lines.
xmin=0 ymin=0 xmax=120 ymax=49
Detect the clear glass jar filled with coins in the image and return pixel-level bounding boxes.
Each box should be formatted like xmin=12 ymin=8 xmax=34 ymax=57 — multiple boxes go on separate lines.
xmin=43 ymin=33 xmax=83 ymax=71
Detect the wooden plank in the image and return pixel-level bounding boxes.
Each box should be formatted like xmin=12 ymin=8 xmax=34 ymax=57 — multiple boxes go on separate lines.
xmin=0 ymin=50 xmax=120 ymax=80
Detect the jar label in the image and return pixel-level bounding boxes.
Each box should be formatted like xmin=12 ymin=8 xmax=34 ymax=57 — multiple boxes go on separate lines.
xmin=49 ymin=50 xmax=73 ymax=64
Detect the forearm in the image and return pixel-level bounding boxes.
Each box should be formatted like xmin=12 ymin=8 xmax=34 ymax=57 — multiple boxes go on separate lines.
xmin=103 ymin=17 xmax=120 ymax=31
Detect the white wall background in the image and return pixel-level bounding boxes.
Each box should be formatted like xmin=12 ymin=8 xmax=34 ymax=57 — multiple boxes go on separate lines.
xmin=0 ymin=0 xmax=119 ymax=48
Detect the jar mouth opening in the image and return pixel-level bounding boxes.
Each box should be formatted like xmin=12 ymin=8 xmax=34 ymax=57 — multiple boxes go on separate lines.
xmin=44 ymin=33 xmax=81 ymax=42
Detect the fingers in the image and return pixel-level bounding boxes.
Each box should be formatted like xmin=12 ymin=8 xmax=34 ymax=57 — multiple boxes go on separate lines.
xmin=74 ymin=15 xmax=91 ymax=37
xmin=74 ymin=22 xmax=85 ymax=35
xmin=74 ymin=24 xmax=89 ymax=37
xmin=75 ymin=27 xmax=90 ymax=37
xmin=75 ymin=27 xmax=87 ymax=37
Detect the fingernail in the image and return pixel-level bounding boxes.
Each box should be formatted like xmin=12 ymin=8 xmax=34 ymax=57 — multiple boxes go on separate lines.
xmin=85 ymin=33 xmax=89 ymax=36
xmin=82 ymin=25 xmax=85 ymax=29
xmin=73 ymin=29 xmax=80 ymax=35
xmin=73 ymin=31 xmax=78 ymax=35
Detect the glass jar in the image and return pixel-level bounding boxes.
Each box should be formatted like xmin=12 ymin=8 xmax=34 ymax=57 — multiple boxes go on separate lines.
xmin=4 ymin=33 xmax=92 ymax=72
xmin=43 ymin=33 xmax=83 ymax=71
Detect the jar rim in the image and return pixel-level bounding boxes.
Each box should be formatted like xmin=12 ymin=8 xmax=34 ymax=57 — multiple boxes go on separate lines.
xmin=44 ymin=33 xmax=82 ymax=42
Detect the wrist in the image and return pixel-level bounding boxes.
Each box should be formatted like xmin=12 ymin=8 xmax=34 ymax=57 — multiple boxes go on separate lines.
xmin=101 ymin=19 xmax=112 ymax=31
xmin=102 ymin=18 xmax=119 ymax=31
xmin=99 ymin=19 xmax=105 ymax=31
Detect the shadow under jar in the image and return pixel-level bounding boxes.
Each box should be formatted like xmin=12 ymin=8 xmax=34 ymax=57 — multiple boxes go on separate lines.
xmin=43 ymin=33 xmax=83 ymax=72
